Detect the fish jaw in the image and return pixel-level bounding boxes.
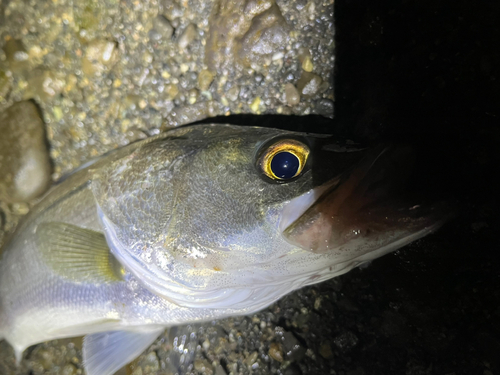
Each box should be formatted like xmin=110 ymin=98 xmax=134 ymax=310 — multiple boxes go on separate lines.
xmin=282 ymin=145 xmax=450 ymax=259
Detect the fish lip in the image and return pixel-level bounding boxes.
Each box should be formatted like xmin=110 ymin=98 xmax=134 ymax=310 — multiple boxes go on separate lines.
xmin=279 ymin=145 xmax=390 ymax=237
xmin=280 ymin=144 xmax=451 ymax=254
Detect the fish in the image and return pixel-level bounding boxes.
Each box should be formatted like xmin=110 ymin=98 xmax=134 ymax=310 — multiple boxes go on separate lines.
xmin=0 ymin=124 xmax=447 ymax=374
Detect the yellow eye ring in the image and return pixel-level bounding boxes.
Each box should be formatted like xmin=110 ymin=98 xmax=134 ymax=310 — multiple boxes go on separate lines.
xmin=259 ymin=139 xmax=310 ymax=180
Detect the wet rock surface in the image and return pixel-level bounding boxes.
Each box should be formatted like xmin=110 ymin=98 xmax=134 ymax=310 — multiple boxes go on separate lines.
xmin=0 ymin=0 xmax=334 ymax=180
xmin=0 ymin=100 xmax=51 ymax=203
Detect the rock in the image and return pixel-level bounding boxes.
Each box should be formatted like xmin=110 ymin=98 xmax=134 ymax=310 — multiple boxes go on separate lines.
xmin=314 ymin=98 xmax=334 ymax=118
xmin=23 ymin=70 xmax=65 ymax=102
xmin=198 ymin=69 xmax=215 ymax=91
xmin=177 ymin=23 xmax=197 ymax=50
xmin=206 ymin=0 xmax=288 ymax=74
xmin=161 ymin=0 xmax=183 ymax=21
xmin=296 ymin=71 xmax=323 ymax=97
xmin=152 ymin=15 xmax=174 ymax=40
xmin=238 ymin=3 xmax=289 ymax=69
xmin=298 ymin=48 xmax=313 ymax=72
xmin=2 ymin=38 xmax=29 ymax=73
xmin=269 ymin=342 xmax=284 ymax=362
xmin=194 ymin=359 xmax=213 ymax=375
xmin=226 ymin=85 xmax=240 ymax=102
xmin=243 ymin=351 xmax=258 ymax=367
xmin=81 ymin=39 xmax=119 ymax=77
xmin=0 ymin=101 xmax=52 ymax=203
xmin=319 ymin=341 xmax=333 ymax=359
xmin=61 ymin=364 xmax=77 ymax=375
xmin=284 ymin=83 xmax=300 ymax=106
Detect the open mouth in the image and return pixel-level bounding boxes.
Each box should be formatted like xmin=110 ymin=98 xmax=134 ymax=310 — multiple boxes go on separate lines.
xmin=281 ymin=145 xmax=450 ymax=254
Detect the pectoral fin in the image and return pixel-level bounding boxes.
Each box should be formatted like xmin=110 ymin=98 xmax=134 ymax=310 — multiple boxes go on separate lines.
xmin=36 ymin=222 xmax=124 ymax=284
xmin=83 ymin=328 xmax=165 ymax=375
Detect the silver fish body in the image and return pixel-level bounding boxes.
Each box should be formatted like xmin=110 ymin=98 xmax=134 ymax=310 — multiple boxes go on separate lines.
xmin=0 ymin=124 xmax=446 ymax=374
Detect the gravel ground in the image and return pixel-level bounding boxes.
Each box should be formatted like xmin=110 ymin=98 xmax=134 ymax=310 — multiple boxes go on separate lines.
xmin=1 ymin=1 xmax=499 ymax=375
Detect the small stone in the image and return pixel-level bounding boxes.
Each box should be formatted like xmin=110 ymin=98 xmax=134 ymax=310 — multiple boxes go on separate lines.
xmin=142 ymin=52 xmax=153 ymax=65
xmin=142 ymin=351 xmax=160 ymax=373
xmin=319 ymin=341 xmax=333 ymax=359
xmin=226 ymin=86 xmax=239 ymax=102
xmin=194 ymin=359 xmax=213 ymax=375
xmin=165 ymin=84 xmax=179 ymax=100
xmin=162 ymin=0 xmax=183 ymax=21
xmin=296 ymin=71 xmax=323 ymax=97
xmin=214 ymin=364 xmax=227 ymax=375
xmin=61 ymin=364 xmax=77 ymax=375
xmin=131 ymin=367 xmax=143 ymax=375
xmin=24 ymin=70 xmax=65 ymax=102
xmin=198 ymin=69 xmax=214 ymax=91
xmin=250 ymin=97 xmax=261 ymax=113
xmin=3 ymin=38 xmax=29 ymax=73
xmin=82 ymin=39 xmax=119 ymax=77
xmin=244 ymin=351 xmax=259 ymax=367
xmin=314 ymin=98 xmax=334 ymax=118
xmin=64 ymin=74 xmax=78 ymax=94
xmin=177 ymin=23 xmax=197 ymax=50
xmin=284 ymin=83 xmax=300 ymax=106
xmin=52 ymin=106 xmax=63 ymax=122
xmin=314 ymin=296 xmax=322 ymax=310
xmin=0 ymin=101 xmax=52 ymax=203
xmin=153 ymin=15 xmax=173 ymax=39
xmin=301 ymin=55 xmax=314 ymax=72
xmin=269 ymin=342 xmax=284 ymax=362
xmin=188 ymin=88 xmax=198 ymax=104
xmin=202 ymin=338 xmax=210 ymax=351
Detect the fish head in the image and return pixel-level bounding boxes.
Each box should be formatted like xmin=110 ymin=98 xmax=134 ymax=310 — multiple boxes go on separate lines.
xmin=92 ymin=124 xmax=447 ymax=311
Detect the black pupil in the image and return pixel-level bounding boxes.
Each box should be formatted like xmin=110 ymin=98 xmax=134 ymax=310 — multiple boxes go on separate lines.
xmin=271 ymin=151 xmax=300 ymax=179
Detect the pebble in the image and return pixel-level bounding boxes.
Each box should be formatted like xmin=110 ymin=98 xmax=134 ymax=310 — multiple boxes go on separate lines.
xmin=296 ymin=71 xmax=323 ymax=97
xmin=250 ymin=96 xmax=261 ymax=113
xmin=0 ymin=101 xmax=52 ymax=203
xmin=284 ymin=83 xmax=300 ymax=106
xmin=61 ymin=363 xmax=77 ymax=375
xmin=244 ymin=351 xmax=259 ymax=367
xmin=226 ymin=85 xmax=240 ymax=102
xmin=198 ymin=69 xmax=215 ymax=91
xmin=269 ymin=342 xmax=284 ymax=362
xmin=177 ymin=23 xmax=197 ymax=49
xmin=301 ymin=55 xmax=314 ymax=72
xmin=24 ymin=70 xmax=65 ymax=102
xmin=153 ymin=15 xmax=174 ymax=39
xmin=194 ymin=358 xmax=214 ymax=375
xmin=82 ymin=39 xmax=119 ymax=77
xmin=2 ymin=38 xmax=29 ymax=73
xmin=318 ymin=341 xmax=333 ymax=359
xmin=205 ymin=0 xmax=288 ymax=73
xmin=314 ymin=98 xmax=334 ymax=118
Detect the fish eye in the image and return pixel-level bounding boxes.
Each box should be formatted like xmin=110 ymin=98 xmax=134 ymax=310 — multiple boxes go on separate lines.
xmin=258 ymin=139 xmax=310 ymax=181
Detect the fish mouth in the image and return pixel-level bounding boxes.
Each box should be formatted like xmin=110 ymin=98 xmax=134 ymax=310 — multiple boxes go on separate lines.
xmin=281 ymin=145 xmax=450 ymax=255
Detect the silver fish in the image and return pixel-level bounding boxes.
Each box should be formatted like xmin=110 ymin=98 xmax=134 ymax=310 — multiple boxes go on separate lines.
xmin=0 ymin=124 xmax=446 ymax=374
